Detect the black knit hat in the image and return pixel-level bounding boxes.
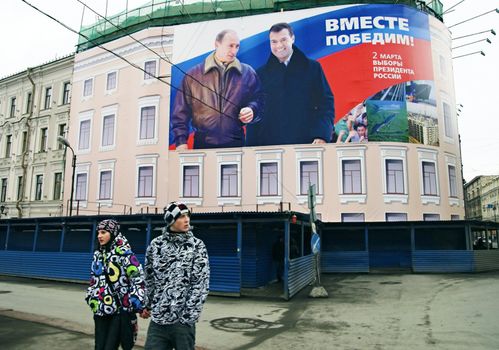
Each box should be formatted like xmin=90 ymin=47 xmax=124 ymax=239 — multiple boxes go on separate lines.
xmin=163 ymin=202 xmax=191 ymax=227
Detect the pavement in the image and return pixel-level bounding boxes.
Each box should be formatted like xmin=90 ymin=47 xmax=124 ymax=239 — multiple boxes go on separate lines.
xmin=1 ymin=272 xmax=499 ymax=349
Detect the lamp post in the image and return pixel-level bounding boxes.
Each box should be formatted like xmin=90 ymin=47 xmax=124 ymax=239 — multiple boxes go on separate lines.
xmin=58 ymin=136 xmax=76 ymax=216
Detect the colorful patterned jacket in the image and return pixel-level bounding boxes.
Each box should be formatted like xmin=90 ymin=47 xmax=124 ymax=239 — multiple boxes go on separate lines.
xmin=144 ymin=228 xmax=210 ymax=325
xmin=85 ymin=234 xmax=145 ymax=316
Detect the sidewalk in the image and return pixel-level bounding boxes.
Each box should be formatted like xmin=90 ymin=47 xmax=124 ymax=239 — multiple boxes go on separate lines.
xmin=1 ymin=273 xmax=499 ymax=349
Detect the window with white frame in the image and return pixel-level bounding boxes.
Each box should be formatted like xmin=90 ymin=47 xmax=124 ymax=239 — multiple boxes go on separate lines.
xmin=35 ymin=174 xmax=43 ymax=200
xmin=106 ymin=71 xmax=117 ymax=91
xmin=62 ymin=82 xmax=71 ymax=105
xmin=182 ymin=165 xmax=199 ymax=197
xmin=451 ymin=214 xmax=460 ymax=220
xmin=99 ymin=170 xmax=112 ymax=200
xmin=1 ymin=178 xmax=7 ymax=202
xmin=39 ymin=127 xmax=48 ymax=152
xmin=44 ymin=87 xmax=52 ymax=109
xmin=78 ymin=119 xmax=91 ymax=150
xmin=385 ymin=159 xmax=404 ymax=194
xmin=341 ymin=213 xmax=365 ymax=222
xmin=221 ymin=164 xmax=238 ymax=197
xmin=144 ymin=60 xmax=157 ymax=80
xmin=448 ymin=165 xmax=458 ymax=198
xmin=422 ymin=161 xmax=438 ymax=195
xmin=17 ymin=176 xmax=23 ymax=201
xmin=137 ymin=96 xmax=160 ymax=145
xmin=10 ymin=97 xmax=16 ymax=118
xmin=423 ymin=213 xmax=440 ymax=221
xmin=83 ymin=78 xmax=93 ymax=97
xmin=385 ymin=213 xmax=408 ymax=221
xmin=137 ymin=166 xmax=154 ymax=198
xmin=342 ymin=159 xmax=362 ymax=194
xmin=102 ymin=114 xmax=115 ymax=147
xmin=53 ymin=172 xmax=62 ymax=200
xmin=25 ymin=92 xmax=33 ymax=113
xmin=5 ymin=135 xmax=12 ymax=158
xmin=75 ymin=173 xmax=88 ymax=201
xmin=300 ymin=161 xmax=318 ymax=195
xmin=260 ymin=162 xmax=278 ymax=196
xmin=135 ymin=155 xmax=158 ymax=205
xmin=140 ymin=106 xmax=155 ymax=140
xmin=21 ymin=131 xmax=28 ymax=153
xmin=57 ymin=124 xmax=66 ymax=150
xmin=443 ymin=102 xmax=453 ymax=138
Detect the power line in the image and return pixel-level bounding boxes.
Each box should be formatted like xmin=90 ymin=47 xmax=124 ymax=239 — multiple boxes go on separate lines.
xmin=21 ymin=0 xmax=238 ymax=123
xmin=75 ymin=0 xmax=239 ymax=110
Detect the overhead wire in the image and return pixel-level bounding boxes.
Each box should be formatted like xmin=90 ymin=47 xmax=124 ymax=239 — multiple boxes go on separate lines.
xmin=21 ymin=0 xmax=238 ymax=122
xmin=75 ymin=0 xmax=240 ymax=110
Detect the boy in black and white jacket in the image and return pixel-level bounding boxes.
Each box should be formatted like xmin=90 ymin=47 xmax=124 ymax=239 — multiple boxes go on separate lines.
xmin=141 ymin=202 xmax=210 ymax=350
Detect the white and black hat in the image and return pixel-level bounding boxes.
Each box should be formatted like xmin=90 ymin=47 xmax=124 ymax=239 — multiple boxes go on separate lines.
xmin=163 ymin=201 xmax=191 ymax=227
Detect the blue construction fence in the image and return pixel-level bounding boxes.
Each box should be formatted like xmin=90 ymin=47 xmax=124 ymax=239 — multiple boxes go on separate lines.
xmin=1 ymin=214 xmax=498 ymax=299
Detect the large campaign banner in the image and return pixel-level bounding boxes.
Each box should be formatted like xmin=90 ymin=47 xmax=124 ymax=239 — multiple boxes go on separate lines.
xmin=168 ymin=4 xmax=437 ymax=150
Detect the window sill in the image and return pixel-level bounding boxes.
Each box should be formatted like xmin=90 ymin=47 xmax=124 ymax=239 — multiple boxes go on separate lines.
xmin=448 ymin=197 xmax=459 ymax=207
xmin=257 ymin=196 xmax=282 ymax=205
xmin=218 ymin=197 xmax=241 ymax=206
xmin=421 ymin=195 xmax=440 ymax=205
xmin=180 ymin=197 xmax=203 ymax=206
xmin=339 ymin=194 xmax=366 ymax=204
xmin=383 ymin=194 xmax=408 ymax=204
xmin=135 ymin=197 xmax=156 ymax=206
xmin=297 ymin=194 xmax=323 ymax=205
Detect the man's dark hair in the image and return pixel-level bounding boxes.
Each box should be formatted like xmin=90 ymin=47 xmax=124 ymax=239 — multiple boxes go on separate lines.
xmin=269 ymin=22 xmax=294 ymax=37
xmin=356 ymin=123 xmax=366 ymax=130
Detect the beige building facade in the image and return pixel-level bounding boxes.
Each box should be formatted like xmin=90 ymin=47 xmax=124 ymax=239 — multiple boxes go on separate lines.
xmin=64 ymin=4 xmax=464 ymax=222
xmin=0 ymin=55 xmax=74 ymax=218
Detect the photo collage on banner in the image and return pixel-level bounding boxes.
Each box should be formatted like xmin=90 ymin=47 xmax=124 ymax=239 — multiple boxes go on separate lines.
xmin=168 ymin=4 xmax=435 ymax=150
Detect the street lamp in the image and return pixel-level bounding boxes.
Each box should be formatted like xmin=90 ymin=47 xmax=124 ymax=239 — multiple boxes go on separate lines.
xmin=58 ymin=136 xmax=76 ymax=216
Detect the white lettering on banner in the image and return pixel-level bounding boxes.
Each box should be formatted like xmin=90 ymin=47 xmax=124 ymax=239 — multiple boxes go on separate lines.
xmin=326 ymin=33 xmax=414 ymax=46
xmin=325 ymin=16 xmax=410 ymax=32
xmin=371 ymin=51 xmax=414 ymax=80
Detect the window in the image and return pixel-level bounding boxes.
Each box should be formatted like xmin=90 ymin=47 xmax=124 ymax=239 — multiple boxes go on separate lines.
xmin=385 ymin=213 xmax=408 ymax=221
xmin=25 ymin=92 xmax=32 ymax=113
xmin=0 ymin=178 xmax=7 ymax=202
xmin=423 ymin=213 xmax=440 ymax=221
xmin=17 ymin=176 xmax=23 ymax=201
xmin=260 ymin=162 xmax=278 ymax=196
xmin=443 ymin=102 xmax=452 ymax=138
xmin=5 ymin=135 xmax=12 ymax=158
xmin=144 ymin=60 xmax=157 ymax=80
xmin=78 ymin=120 xmax=91 ymax=150
xmin=137 ymin=166 xmax=153 ymax=197
xmin=99 ymin=171 xmax=112 ymax=200
xmin=44 ymin=87 xmax=52 ymax=109
xmin=221 ymin=164 xmax=238 ymax=197
xmin=10 ymin=97 xmax=16 ymax=117
xmin=39 ymin=128 xmax=48 ymax=152
xmin=62 ymin=82 xmax=71 ymax=104
xmin=83 ymin=78 xmax=93 ymax=97
xmin=448 ymin=165 xmax=457 ymax=197
xmin=35 ymin=174 xmax=43 ymax=200
xmin=102 ymin=115 xmax=115 ymax=147
xmin=140 ymin=106 xmax=155 ymax=140
xmin=386 ymin=159 xmax=404 ymax=194
xmin=20 ymin=131 xmax=28 ymax=153
xmin=53 ymin=172 xmax=62 ymax=200
xmin=342 ymin=159 xmax=361 ymax=194
xmin=422 ymin=161 xmax=437 ymax=195
xmin=75 ymin=173 xmax=88 ymax=201
xmin=106 ymin=71 xmax=117 ymax=91
xmin=451 ymin=214 xmax=460 ymax=221
xmin=300 ymin=161 xmax=318 ymax=195
xmin=182 ymin=166 xmax=199 ymax=197
xmin=341 ymin=213 xmax=365 ymax=222
xmin=57 ymin=124 xmax=66 ymax=150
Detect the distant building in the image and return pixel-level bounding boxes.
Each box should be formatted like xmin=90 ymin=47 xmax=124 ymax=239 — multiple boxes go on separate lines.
xmin=465 ymin=175 xmax=499 ymax=222
xmin=0 ymin=55 xmax=74 ymax=218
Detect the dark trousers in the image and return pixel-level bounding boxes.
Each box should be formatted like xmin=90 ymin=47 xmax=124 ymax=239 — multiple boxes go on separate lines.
xmin=94 ymin=312 xmax=136 ymax=350
xmin=145 ymin=321 xmax=195 ymax=350
xmin=193 ymin=132 xmax=243 ymax=149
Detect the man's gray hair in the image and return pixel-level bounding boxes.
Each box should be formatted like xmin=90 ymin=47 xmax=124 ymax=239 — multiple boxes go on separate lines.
xmin=216 ymin=29 xmax=236 ymax=43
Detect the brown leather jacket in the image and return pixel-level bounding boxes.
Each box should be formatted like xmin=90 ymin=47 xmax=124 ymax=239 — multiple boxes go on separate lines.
xmin=171 ymin=53 xmax=262 ymax=148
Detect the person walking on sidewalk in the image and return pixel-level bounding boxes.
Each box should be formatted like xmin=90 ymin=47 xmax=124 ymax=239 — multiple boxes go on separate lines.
xmin=141 ymin=202 xmax=210 ymax=350
xmin=85 ymin=219 xmax=145 ymax=350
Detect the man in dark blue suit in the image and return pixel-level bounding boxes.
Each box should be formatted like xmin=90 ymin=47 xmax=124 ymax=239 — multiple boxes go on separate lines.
xmin=246 ymin=23 xmax=335 ymax=146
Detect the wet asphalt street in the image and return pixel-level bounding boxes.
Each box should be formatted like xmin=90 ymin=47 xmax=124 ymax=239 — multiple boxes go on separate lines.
xmin=1 ymin=272 xmax=499 ymax=349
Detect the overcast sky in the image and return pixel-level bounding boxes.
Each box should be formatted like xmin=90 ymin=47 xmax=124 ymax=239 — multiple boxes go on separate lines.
xmin=1 ymin=0 xmax=497 ymax=182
